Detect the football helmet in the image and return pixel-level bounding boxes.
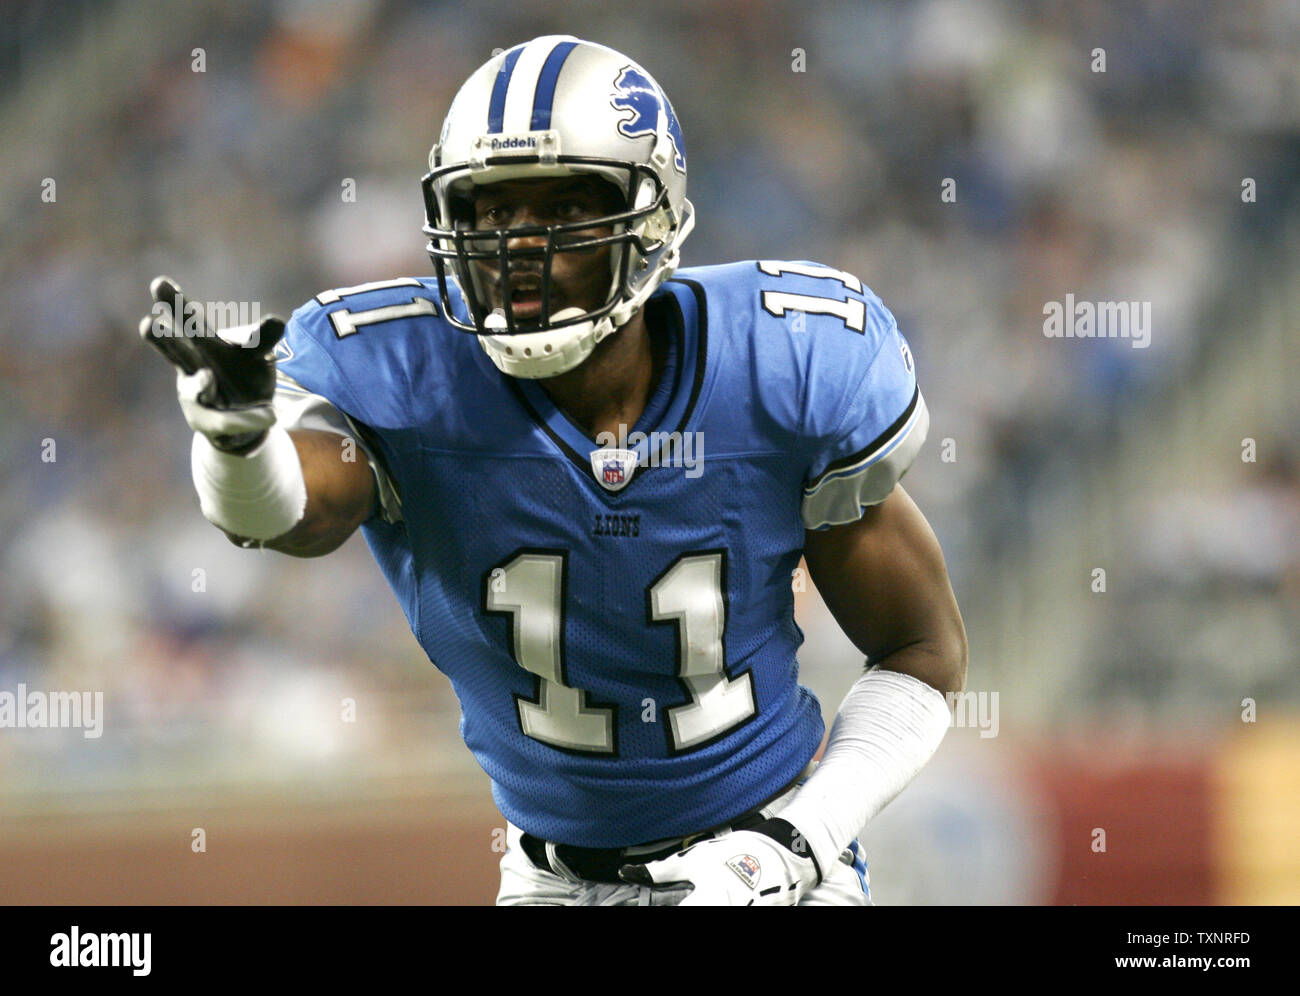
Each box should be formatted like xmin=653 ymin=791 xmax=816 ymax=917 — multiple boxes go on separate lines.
xmin=422 ymin=35 xmax=695 ymax=378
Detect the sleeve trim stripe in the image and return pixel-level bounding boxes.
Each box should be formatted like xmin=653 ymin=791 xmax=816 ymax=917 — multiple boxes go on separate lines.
xmin=274 ymin=371 xmax=314 ymax=395
xmin=800 ymin=399 xmax=929 ymax=529
xmin=803 ymin=387 xmax=923 ymax=496
xmin=270 ymin=383 xmax=403 ymax=525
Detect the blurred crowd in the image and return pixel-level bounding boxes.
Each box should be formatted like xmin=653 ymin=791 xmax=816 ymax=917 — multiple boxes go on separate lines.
xmin=1 ymin=0 xmax=1297 ymax=791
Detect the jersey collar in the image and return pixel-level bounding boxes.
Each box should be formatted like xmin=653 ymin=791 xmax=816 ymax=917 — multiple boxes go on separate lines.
xmin=507 ymin=280 xmax=707 ymax=493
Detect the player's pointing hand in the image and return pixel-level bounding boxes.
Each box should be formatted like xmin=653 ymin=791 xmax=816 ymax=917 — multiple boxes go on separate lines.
xmin=139 ymin=275 xmax=286 ymax=454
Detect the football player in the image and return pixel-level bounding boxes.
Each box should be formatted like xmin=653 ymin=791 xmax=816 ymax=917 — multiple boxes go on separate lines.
xmin=141 ymin=35 xmax=967 ymax=906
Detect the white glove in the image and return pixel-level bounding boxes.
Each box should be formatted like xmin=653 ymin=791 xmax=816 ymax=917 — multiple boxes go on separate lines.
xmin=619 ymin=819 xmax=821 ymax=906
xmin=175 ymin=366 xmax=277 ymax=441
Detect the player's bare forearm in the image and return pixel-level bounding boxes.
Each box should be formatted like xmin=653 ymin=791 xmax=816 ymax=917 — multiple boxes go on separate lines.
xmin=222 ymin=429 xmax=376 ymax=557
xmin=803 ymin=485 xmax=967 ymax=695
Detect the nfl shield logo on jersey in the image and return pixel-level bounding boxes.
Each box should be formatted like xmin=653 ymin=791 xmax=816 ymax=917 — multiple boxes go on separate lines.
xmin=589 ymin=448 xmax=638 ymax=492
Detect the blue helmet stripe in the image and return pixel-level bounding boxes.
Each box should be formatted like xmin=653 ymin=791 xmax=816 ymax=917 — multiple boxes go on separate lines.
xmin=488 ymin=46 xmax=524 ymax=133
xmin=529 ymin=40 xmax=579 ymax=130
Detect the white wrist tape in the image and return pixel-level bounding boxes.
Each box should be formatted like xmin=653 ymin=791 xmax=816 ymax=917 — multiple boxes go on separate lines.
xmin=190 ymin=425 xmax=308 ymax=541
xmin=776 ymin=668 xmax=951 ymax=874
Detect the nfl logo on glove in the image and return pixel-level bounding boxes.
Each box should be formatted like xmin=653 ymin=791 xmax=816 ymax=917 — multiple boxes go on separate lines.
xmin=726 ymin=854 xmax=762 ymax=889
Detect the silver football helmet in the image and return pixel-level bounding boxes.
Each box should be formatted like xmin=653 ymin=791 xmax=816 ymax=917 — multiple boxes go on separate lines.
xmin=422 ymin=35 xmax=695 ymax=379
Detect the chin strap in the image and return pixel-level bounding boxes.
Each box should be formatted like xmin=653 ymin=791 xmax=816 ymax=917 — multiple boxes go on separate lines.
xmin=479 ymin=307 xmax=612 ymax=379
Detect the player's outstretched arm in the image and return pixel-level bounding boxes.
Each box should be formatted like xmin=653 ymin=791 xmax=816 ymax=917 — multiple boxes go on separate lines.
xmin=256 ymin=428 xmax=376 ymax=557
xmin=140 ymin=276 xmax=375 ymax=558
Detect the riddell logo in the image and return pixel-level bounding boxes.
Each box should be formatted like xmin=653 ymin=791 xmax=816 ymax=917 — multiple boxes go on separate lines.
xmin=490 ymin=135 xmax=537 ymax=150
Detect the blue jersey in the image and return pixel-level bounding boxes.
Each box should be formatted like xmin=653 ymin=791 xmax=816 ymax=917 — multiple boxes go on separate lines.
xmin=274 ymin=261 xmax=928 ymax=847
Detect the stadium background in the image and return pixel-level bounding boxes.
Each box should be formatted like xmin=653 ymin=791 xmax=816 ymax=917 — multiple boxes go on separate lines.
xmin=1 ymin=0 xmax=1296 ymax=904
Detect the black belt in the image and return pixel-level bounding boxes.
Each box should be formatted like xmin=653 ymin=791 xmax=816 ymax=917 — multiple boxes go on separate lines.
xmin=521 ymin=811 xmax=769 ymax=885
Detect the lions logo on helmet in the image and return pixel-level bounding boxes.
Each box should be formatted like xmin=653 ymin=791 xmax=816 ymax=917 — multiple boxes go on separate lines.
xmin=421 ymin=36 xmax=695 ymax=380
xmin=611 ymin=66 xmax=686 ymax=175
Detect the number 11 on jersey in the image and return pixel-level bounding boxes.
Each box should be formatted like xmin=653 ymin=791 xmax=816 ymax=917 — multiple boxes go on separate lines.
xmin=485 ymin=549 xmax=756 ymax=756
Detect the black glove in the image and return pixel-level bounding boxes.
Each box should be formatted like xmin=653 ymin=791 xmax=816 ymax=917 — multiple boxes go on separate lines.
xmin=138 ymin=275 xmax=286 ymax=453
